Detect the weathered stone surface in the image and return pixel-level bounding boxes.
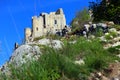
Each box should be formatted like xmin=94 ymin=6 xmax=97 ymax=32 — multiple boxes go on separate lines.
xmin=38 ymin=38 xmax=63 ymax=49
xmin=10 ymin=45 xmax=41 ymax=66
xmin=25 ymin=8 xmax=67 ymax=42
xmin=10 ymin=39 xmax=63 ymax=66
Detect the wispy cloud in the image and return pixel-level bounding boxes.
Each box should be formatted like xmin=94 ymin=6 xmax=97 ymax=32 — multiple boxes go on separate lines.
xmin=7 ymin=6 xmax=22 ymax=41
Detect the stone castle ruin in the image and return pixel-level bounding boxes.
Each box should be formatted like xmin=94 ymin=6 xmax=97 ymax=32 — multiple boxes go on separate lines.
xmin=25 ymin=8 xmax=67 ymax=43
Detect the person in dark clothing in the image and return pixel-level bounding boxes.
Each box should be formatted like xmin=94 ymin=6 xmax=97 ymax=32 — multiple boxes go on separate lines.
xmin=62 ymin=28 xmax=68 ymax=36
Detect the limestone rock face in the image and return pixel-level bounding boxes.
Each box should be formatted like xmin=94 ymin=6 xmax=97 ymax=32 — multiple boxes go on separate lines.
xmin=10 ymin=39 xmax=63 ymax=66
xmin=10 ymin=45 xmax=41 ymax=66
xmin=0 ymin=39 xmax=63 ymax=75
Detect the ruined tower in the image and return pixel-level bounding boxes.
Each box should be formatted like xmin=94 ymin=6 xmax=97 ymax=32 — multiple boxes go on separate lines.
xmin=32 ymin=16 xmax=44 ymax=38
xmin=25 ymin=8 xmax=66 ymax=42
xmin=25 ymin=28 xmax=32 ymax=42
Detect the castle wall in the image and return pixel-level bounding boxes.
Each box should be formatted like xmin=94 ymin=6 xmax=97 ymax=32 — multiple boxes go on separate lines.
xmin=43 ymin=9 xmax=66 ymax=34
xmin=32 ymin=8 xmax=66 ymax=38
xmin=32 ymin=16 xmax=43 ymax=38
xmin=25 ymin=8 xmax=66 ymax=42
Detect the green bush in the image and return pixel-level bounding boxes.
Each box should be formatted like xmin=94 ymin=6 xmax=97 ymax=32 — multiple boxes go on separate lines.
xmin=62 ymin=37 xmax=104 ymax=60
xmin=105 ymin=31 xmax=117 ymax=40
xmin=110 ymin=31 xmax=117 ymax=38
xmin=114 ymin=25 xmax=120 ymax=31
xmin=105 ymin=34 xmax=112 ymax=40
xmin=95 ymin=28 xmax=104 ymax=37
xmin=84 ymin=53 xmax=108 ymax=71
xmin=40 ymin=47 xmax=83 ymax=79
xmin=107 ymin=45 xmax=120 ymax=55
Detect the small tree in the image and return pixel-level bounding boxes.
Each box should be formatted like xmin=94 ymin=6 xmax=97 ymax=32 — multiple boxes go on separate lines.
xmin=71 ymin=8 xmax=90 ymax=31
xmin=89 ymin=0 xmax=120 ymax=24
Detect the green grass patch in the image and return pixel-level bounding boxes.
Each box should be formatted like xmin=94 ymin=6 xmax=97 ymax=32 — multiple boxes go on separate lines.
xmin=1 ymin=37 xmax=119 ymax=80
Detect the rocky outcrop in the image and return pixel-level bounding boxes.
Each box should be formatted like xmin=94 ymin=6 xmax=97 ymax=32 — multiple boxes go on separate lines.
xmin=10 ymin=45 xmax=41 ymax=66
xmin=0 ymin=38 xmax=63 ymax=75
xmin=99 ymin=28 xmax=120 ymax=49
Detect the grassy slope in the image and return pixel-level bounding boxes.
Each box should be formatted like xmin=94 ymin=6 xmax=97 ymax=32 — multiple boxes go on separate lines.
xmin=1 ymin=37 xmax=120 ymax=80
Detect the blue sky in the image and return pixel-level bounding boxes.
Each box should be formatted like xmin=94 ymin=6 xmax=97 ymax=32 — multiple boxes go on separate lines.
xmin=0 ymin=0 xmax=94 ymax=66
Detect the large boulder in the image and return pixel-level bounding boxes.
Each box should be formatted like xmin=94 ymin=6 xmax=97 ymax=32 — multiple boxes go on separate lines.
xmin=10 ymin=45 xmax=41 ymax=66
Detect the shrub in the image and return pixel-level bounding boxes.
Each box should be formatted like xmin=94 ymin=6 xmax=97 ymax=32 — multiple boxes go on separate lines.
xmin=84 ymin=53 xmax=108 ymax=71
xmin=40 ymin=47 xmax=83 ymax=79
xmin=107 ymin=45 xmax=120 ymax=55
xmin=105 ymin=34 xmax=112 ymax=40
xmin=114 ymin=25 xmax=120 ymax=31
xmin=109 ymin=31 xmax=117 ymax=38
xmin=62 ymin=37 xmax=104 ymax=60
xmin=94 ymin=28 xmax=104 ymax=37
xmin=105 ymin=31 xmax=117 ymax=40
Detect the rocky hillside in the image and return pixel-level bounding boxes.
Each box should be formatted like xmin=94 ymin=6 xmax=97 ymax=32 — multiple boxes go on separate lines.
xmin=10 ymin=39 xmax=63 ymax=66
xmin=0 ymin=24 xmax=120 ymax=80
xmin=0 ymin=39 xmax=63 ymax=76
